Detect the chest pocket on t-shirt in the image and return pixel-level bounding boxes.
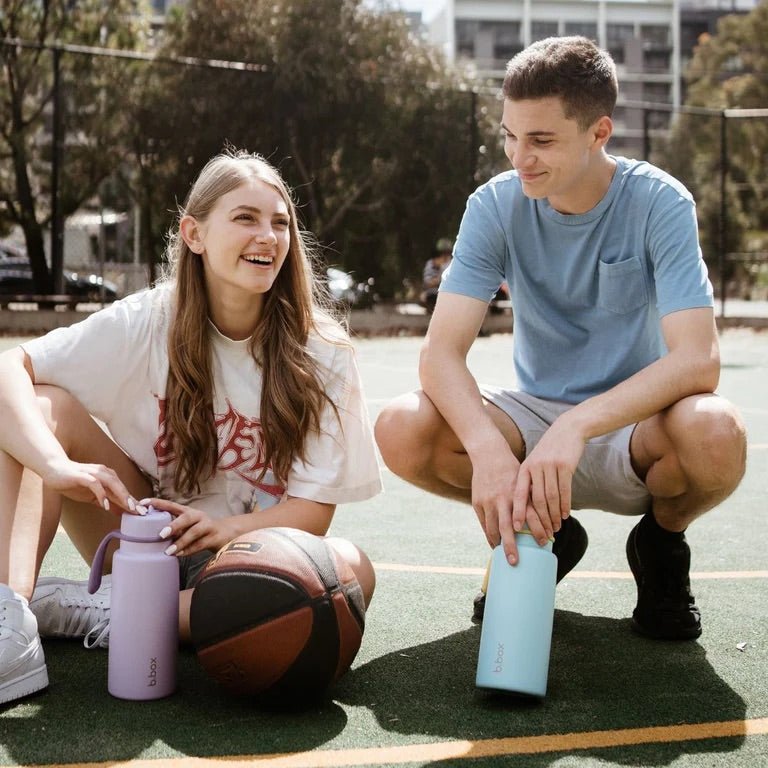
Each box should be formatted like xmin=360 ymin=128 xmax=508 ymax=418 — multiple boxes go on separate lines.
xmin=597 ymin=256 xmax=649 ymax=314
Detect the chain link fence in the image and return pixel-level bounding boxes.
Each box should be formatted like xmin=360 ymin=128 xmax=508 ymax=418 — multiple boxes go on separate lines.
xmin=638 ymin=102 xmax=768 ymax=320
xmin=2 ymin=38 xmax=766 ymax=320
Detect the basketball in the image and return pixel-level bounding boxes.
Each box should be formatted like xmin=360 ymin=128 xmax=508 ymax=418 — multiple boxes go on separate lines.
xmin=189 ymin=527 xmax=366 ymax=701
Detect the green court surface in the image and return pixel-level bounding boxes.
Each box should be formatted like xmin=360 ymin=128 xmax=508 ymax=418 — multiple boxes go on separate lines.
xmin=1 ymin=328 xmax=766 ymax=767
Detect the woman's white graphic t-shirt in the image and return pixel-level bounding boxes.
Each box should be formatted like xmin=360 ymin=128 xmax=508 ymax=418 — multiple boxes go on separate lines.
xmin=22 ymin=284 xmax=382 ymax=518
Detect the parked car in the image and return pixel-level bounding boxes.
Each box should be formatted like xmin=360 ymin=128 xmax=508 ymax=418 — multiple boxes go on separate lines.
xmin=0 ymin=241 xmax=118 ymax=307
xmin=325 ymin=266 xmax=376 ymax=310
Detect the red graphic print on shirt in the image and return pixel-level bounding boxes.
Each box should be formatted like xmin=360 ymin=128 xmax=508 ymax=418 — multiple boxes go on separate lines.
xmin=154 ymin=397 xmax=285 ymax=498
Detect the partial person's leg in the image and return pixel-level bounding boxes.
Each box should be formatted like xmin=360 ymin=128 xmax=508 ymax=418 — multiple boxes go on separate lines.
xmin=0 ymin=462 xmax=59 ymax=599
xmin=1 ymin=384 xmax=151 ymax=703
xmin=326 ymin=537 xmax=376 ymax=608
xmin=375 ymin=390 xmax=588 ymax=623
xmin=631 ymin=393 xmax=746 ymax=529
xmin=626 ymin=393 xmax=746 ymax=639
xmin=374 ymin=389 xmax=526 ymax=504
xmin=1 ymin=385 xmax=150 ymax=600
xmin=0 ymin=458 xmax=52 ymax=703
xmin=12 ymin=386 xmax=154 ymax=645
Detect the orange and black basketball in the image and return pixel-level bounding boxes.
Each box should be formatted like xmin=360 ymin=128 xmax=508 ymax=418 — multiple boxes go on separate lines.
xmin=189 ymin=527 xmax=365 ymax=702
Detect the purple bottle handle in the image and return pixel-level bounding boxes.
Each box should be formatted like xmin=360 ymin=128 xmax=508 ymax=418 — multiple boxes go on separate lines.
xmin=88 ymin=529 xmax=163 ymax=594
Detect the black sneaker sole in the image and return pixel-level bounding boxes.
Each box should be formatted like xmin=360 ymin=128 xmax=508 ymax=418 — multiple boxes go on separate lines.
xmin=471 ymin=516 xmax=588 ymax=624
xmin=626 ymin=518 xmax=702 ymax=641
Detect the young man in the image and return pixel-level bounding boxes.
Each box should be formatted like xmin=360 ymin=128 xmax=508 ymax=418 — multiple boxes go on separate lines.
xmin=375 ymin=36 xmax=746 ymax=640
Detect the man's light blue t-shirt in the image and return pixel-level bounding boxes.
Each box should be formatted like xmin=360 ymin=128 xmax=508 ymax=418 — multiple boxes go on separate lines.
xmin=441 ymin=156 xmax=714 ymax=404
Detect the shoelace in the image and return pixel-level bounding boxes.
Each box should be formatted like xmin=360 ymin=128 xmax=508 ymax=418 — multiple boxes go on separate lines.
xmin=84 ymin=619 xmax=110 ymax=649
xmin=52 ymin=587 xmax=110 ymax=639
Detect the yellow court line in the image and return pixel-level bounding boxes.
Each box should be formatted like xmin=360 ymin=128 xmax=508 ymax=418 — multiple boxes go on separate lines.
xmin=565 ymin=570 xmax=768 ymax=580
xmin=28 ymin=717 xmax=768 ymax=768
xmin=372 ymin=562 xmax=768 ymax=579
xmin=374 ymin=563 xmax=486 ymax=575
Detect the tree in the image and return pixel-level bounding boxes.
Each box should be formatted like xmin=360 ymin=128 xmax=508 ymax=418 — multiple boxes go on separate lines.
xmin=0 ymin=1 xmax=148 ymax=291
xmin=131 ymin=0 xmax=499 ymax=297
xmin=659 ymin=1 xmax=768 ymax=283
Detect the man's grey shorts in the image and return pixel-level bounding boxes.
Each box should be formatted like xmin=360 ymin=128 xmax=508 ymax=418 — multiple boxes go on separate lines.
xmin=480 ymin=387 xmax=651 ymax=516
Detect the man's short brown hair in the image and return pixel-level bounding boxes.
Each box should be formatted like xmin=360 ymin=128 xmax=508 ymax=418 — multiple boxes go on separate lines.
xmin=502 ymin=36 xmax=618 ymax=130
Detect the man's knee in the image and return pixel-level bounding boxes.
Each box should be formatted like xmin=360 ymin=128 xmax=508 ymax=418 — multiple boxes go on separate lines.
xmin=375 ymin=393 xmax=424 ymax=476
xmin=667 ymin=395 xmax=747 ymax=494
xmin=374 ymin=391 xmax=448 ymax=480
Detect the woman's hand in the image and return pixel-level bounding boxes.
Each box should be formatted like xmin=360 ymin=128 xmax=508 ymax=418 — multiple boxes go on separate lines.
xmin=139 ymin=498 xmax=240 ymax=557
xmin=44 ymin=456 xmax=145 ymax=515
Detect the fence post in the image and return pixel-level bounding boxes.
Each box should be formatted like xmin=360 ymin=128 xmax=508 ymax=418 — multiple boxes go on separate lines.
xmin=718 ymin=110 xmax=727 ymax=319
xmin=642 ymin=107 xmax=651 ymax=160
xmin=469 ymin=89 xmax=478 ymax=189
xmin=50 ymin=45 xmax=65 ymax=294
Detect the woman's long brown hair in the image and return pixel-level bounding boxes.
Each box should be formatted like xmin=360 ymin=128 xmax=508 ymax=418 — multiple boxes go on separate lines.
xmin=162 ymin=150 xmax=340 ymax=495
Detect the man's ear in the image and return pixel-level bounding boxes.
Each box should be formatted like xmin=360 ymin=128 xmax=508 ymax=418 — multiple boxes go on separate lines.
xmin=591 ymin=115 xmax=614 ymax=150
xmin=180 ymin=215 xmax=204 ymax=254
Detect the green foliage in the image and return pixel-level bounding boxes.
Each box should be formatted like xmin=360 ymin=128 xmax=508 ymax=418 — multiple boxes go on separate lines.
xmin=658 ymin=1 xmax=768 ymax=283
xmin=0 ymin=0 xmax=149 ymax=289
xmin=1 ymin=0 xmax=503 ymax=297
xmin=132 ymin=0 xmax=494 ymax=297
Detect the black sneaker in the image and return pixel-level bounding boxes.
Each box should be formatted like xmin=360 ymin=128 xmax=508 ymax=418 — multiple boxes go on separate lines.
xmin=471 ymin=515 xmax=588 ymax=623
xmin=626 ymin=513 xmax=702 ymax=640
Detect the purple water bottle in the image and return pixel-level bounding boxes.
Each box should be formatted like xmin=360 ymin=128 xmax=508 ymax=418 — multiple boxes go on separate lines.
xmin=89 ymin=509 xmax=179 ymax=700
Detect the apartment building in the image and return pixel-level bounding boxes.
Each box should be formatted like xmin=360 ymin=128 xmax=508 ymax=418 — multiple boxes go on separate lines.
xmin=424 ymin=0 xmax=756 ymax=156
xmin=140 ymin=0 xmax=757 ymax=156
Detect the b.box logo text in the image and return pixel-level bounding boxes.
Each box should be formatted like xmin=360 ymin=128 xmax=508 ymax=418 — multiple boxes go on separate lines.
xmin=493 ymin=643 xmax=504 ymax=673
xmin=148 ymin=657 xmax=158 ymax=686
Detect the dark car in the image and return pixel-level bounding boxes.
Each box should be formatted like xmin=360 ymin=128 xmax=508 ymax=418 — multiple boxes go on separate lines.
xmin=0 ymin=241 xmax=119 ymax=307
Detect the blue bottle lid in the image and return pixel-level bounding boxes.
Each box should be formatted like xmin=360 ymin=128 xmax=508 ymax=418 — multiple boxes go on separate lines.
xmin=516 ymin=527 xmax=554 ymax=553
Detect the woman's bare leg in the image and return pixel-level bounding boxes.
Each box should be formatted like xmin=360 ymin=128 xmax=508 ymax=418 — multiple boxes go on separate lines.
xmin=0 ymin=385 xmax=150 ymax=599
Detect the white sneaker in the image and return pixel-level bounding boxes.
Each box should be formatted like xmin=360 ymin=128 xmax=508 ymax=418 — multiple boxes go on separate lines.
xmin=0 ymin=584 xmax=49 ymax=704
xmin=30 ymin=577 xmax=111 ymax=649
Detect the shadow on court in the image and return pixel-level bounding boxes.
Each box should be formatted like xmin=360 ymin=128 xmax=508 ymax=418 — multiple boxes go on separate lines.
xmin=0 ymin=644 xmax=350 ymax=765
xmin=336 ymin=611 xmax=746 ymax=763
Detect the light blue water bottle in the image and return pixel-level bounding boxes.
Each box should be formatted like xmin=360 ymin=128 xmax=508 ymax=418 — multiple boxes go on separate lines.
xmin=475 ymin=532 xmax=557 ymax=696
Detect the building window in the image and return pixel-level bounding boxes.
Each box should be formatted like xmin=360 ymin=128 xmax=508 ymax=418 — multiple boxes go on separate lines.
xmin=644 ymin=50 xmax=671 ymax=72
xmin=455 ymin=20 xmax=522 ymax=68
xmin=455 ymin=19 xmax=478 ymax=58
xmin=564 ymin=22 xmax=598 ymax=41
xmin=490 ymin=21 xmax=522 ymax=63
xmin=640 ymin=25 xmax=670 ymax=46
xmin=643 ymin=82 xmax=671 ymax=104
xmin=531 ymin=21 xmax=559 ymax=42
xmin=607 ymin=23 xmax=634 ymax=64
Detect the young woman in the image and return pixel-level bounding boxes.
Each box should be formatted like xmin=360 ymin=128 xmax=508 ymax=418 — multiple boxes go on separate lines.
xmin=0 ymin=150 xmax=382 ymax=705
